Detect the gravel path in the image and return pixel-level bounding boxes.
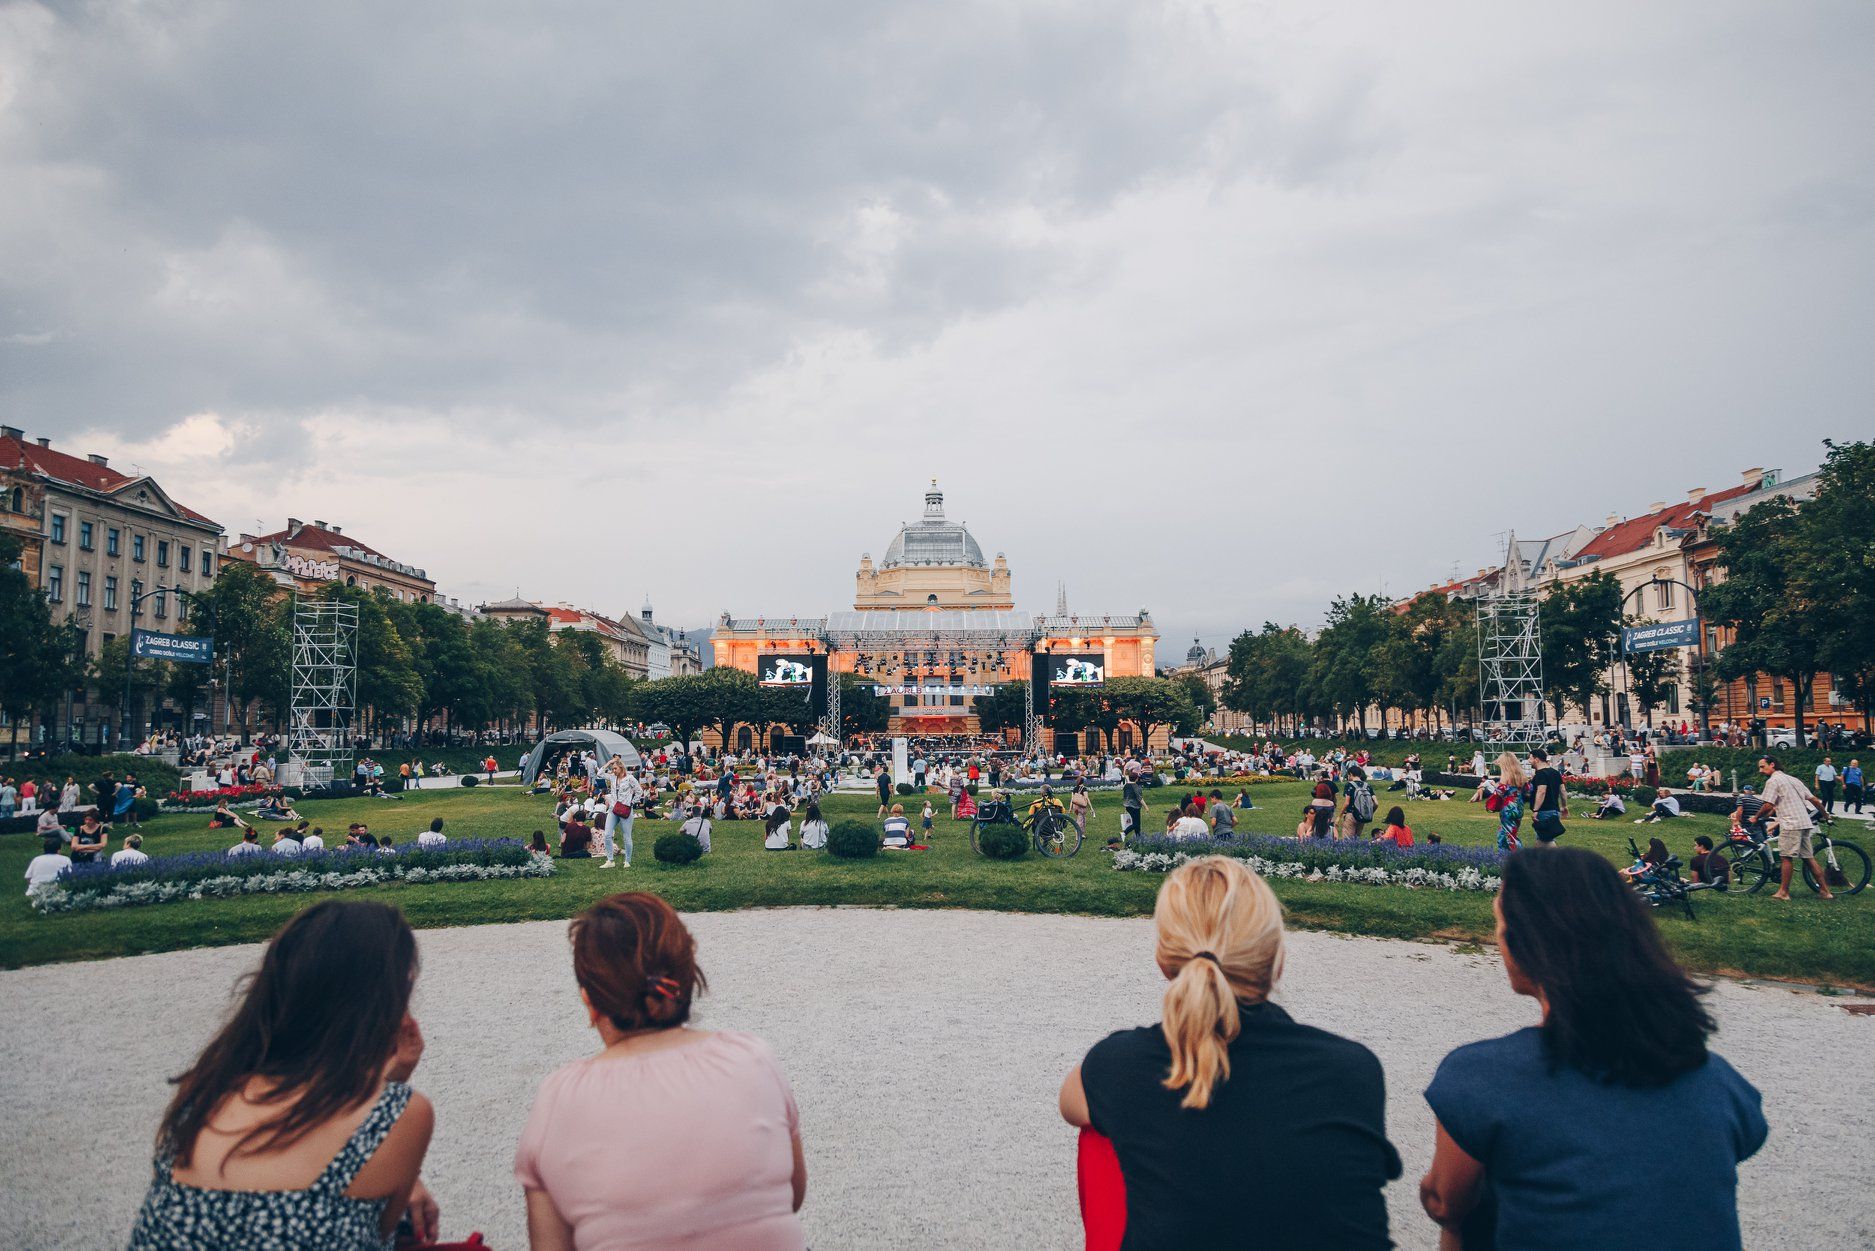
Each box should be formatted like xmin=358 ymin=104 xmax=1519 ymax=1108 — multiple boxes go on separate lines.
xmin=2 ymin=909 xmax=1870 ymax=1249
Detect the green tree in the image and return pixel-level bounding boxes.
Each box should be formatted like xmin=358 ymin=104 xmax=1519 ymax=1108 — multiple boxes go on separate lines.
xmin=1539 ymin=571 xmax=1624 ymax=724
xmin=1102 ymin=675 xmax=1200 ymax=749
xmin=838 ymin=673 xmax=890 ymax=737
xmin=1803 ymin=440 xmax=1875 ymax=728
xmin=1309 ymin=594 xmax=1392 ymax=733
xmin=318 ymin=584 xmax=423 ymax=735
xmin=974 ymin=681 xmax=1028 ymax=735
xmin=1625 ymin=644 xmax=1679 ymax=728
xmin=0 ymin=534 xmax=86 ymax=746
xmin=194 ymin=561 xmax=290 ymax=735
xmin=1702 ymin=495 xmax=1828 ymax=742
xmin=1222 ymin=623 xmax=1314 ymax=735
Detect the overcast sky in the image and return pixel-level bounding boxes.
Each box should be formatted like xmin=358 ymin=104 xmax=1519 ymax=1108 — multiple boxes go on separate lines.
xmin=5 ymin=0 xmax=1872 ymax=652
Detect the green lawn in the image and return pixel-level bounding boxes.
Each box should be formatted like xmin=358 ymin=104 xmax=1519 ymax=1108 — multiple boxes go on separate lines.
xmin=3 ymin=780 xmax=1869 ymax=988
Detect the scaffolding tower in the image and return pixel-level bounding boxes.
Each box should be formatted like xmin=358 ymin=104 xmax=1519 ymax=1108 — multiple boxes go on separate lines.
xmin=1476 ymin=591 xmax=1547 ymax=750
xmin=288 ymin=599 xmax=359 ymax=786
xmin=819 ymin=668 xmax=841 ymax=747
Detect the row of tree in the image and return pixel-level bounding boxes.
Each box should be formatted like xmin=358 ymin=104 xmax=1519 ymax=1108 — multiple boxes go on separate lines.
xmin=1216 ymin=439 xmax=1875 ymax=737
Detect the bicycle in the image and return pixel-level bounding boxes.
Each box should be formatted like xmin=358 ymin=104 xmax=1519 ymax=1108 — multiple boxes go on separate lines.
xmin=1624 ymin=838 xmax=1713 ymax=921
xmin=970 ymin=786 xmax=1082 ymax=859
xmin=1725 ymin=821 xmax=1870 ymax=897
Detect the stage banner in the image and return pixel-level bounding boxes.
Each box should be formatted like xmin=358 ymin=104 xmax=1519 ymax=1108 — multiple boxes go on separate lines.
xmin=131 ymin=629 xmax=215 ymax=665
xmin=1622 ymin=619 xmax=1699 ymax=654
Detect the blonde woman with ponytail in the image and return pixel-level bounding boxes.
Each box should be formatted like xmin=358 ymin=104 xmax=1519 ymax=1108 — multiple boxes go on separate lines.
xmin=1059 ymin=857 xmax=1401 ymax=1249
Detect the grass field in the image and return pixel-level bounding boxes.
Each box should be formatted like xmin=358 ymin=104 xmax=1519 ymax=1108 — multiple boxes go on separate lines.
xmin=3 ymin=780 xmax=1869 ymax=987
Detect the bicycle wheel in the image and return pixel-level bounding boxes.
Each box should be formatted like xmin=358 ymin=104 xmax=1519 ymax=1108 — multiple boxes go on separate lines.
xmin=970 ymin=819 xmax=989 ymax=857
xmin=1726 ymin=847 xmax=1772 ymax=895
xmin=1036 ymin=811 xmax=1082 ymax=859
xmin=1804 ymin=837 xmax=1870 ymax=896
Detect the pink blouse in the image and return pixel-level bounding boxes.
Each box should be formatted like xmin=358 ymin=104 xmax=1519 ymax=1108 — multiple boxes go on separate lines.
xmin=515 ymin=1030 xmax=803 ymax=1250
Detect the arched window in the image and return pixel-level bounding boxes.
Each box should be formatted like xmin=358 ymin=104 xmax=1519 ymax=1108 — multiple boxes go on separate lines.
xmin=927 ymin=594 xmax=938 ymax=605
xmin=6 ymin=487 xmax=19 ymax=512
xmin=735 ymin=725 xmax=753 ymax=752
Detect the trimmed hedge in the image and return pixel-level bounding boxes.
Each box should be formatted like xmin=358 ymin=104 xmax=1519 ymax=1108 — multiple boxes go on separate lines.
xmin=827 ymin=820 xmax=880 ymax=859
xmin=976 ymin=825 xmax=1028 ymax=860
xmin=654 ymin=832 xmax=704 ymax=864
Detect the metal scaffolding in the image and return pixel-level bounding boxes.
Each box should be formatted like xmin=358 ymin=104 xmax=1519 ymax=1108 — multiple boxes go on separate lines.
xmin=1476 ymin=592 xmax=1547 ymax=750
xmin=288 ymin=599 xmax=358 ymax=786
xmin=819 ymin=669 xmax=841 ymax=745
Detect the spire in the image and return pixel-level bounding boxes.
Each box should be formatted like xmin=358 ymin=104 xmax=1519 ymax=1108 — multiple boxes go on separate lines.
xmin=924 ymin=479 xmax=945 ymax=520
xmin=1055 ymin=581 xmax=1068 ymax=616
xmin=641 ymin=592 xmax=653 ymax=622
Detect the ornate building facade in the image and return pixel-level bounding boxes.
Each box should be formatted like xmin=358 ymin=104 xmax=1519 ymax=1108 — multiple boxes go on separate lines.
xmin=711 ymin=482 xmax=1158 ymax=738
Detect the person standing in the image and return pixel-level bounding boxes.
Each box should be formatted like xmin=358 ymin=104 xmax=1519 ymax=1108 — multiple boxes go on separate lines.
xmin=601 ymin=759 xmax=642 ymax=870
xmin=1845 ymin=759 xmax=1865 ymax=815
xmin=874 ymin=763 xmax=892 ymax=817
xmin=1760 ymin=756 xmax=1833 ymax=900
xmin=1814 ymin=757 xmax=1839 ymax=813
xmin=1528 ymin=748 xmax=1568 ymax=844
xmin=1121 ymin=772 xmax=1144 ymax=846
xmin=1069 ymin=781 xmax=1093 ymax=839
xmin=1490 ymin=753 xmax=1528 ymax=852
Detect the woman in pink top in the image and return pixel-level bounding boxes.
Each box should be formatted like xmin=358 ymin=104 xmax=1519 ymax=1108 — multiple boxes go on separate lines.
xmin=516 ymin=893 xmax=807 ymax=1249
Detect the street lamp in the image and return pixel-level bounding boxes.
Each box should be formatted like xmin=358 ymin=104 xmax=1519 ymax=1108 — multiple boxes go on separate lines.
xmin=1617 ymin=577 xmax=1708 ymax=743
xmin=118 ymin=584 xmax=217 ymax=749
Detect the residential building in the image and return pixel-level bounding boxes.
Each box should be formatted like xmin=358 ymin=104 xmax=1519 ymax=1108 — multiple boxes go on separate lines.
xmin=477 ymin=597 xmax=651 ymax=678
xmin=637 ymin=596 xmax=703 ymax=678
xmin=1172 ymin=638 xmax=1254 ymax=735
xmin=227 ymin=518 xmax=437 ymax=603
xmin=1 ymin=426 xmax=225 ymax=745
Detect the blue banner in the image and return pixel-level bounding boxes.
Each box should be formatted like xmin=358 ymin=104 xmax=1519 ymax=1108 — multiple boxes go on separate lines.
xmin=131 ymin=629 xmax=215 ymax=666
xmin=1622 ymin=618 xmax=1699 ymax=654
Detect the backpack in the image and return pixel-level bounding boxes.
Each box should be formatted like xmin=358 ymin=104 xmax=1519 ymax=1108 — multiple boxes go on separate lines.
xmin=1349 ymin=782 xmax=1376 ymax=823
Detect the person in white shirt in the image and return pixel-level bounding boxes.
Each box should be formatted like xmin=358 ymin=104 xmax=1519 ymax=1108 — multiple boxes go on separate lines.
xmin=880 ymin=804 xmax=912 ymax=850
xmin=798 ymin=802 xmax=830 ymax=850
xmin=25 ymin=837 xmax=72 ymax=895
xmin=300 ymin=827 xmax=326 ymax=852
xmin=227 ymin=828 xmax=264 ymax=856
xmin=679 ymin=806 xmax=713 ymax=854
xmin=111 ymin=833 xmax=150 ymax=867
xmin=416 ymin=818 xmax=448 ymax=849
xmin=1172 ymin=810 xmax=1210 ymax=840
xmin=271 ymin=829 xmax=303 ymax=855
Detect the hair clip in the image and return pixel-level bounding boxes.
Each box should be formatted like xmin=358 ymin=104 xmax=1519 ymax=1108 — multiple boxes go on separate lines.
xmin=648 ymin=976 xmax=682 ymax=1000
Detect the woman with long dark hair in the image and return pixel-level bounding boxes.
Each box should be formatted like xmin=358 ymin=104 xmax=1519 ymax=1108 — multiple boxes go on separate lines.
xmin=129 ymin=900 xmax=437 ymax=1249
xmin=1419 ymin=848 xmax=1765 ymax=1250
xmin=516 ymin=892 xmax=806 ymax=1248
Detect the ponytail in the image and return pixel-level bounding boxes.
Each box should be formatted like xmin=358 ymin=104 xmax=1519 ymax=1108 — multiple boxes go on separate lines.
xmin=1152 ymin=857 xmax=1284 ymax=1111
xmin=1161 ymin=952 xmax=1241 ymax=1109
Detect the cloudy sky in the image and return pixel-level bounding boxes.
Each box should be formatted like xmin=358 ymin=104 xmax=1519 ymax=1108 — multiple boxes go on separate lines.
xmin=5 ymin=0 xmax=1872 ymax=652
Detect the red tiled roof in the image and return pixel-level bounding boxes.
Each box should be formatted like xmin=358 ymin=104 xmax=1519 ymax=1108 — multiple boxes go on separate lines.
xmin=248 ymin=521 xmax=393 ymax=561
xmin=1572 ymin=481 xmax=1758 ymax=562
xmin=0 ymin=434 xmax=220 ymax=528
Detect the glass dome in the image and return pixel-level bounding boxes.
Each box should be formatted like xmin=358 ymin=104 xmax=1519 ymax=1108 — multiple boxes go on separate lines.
xmin=880 ymin=483 xmax=986 ymax=569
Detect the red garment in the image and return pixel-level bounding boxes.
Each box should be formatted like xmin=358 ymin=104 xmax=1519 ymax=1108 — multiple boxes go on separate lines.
xmin=1379 ymin=824 xmax=1414 ymax=847
xmin=1077 ymin=1127 xmax=1126 ymax=1251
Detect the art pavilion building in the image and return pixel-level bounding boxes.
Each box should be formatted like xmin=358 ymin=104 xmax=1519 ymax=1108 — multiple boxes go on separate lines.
xmin=711 ymin=483 xmax=1158 ymax=742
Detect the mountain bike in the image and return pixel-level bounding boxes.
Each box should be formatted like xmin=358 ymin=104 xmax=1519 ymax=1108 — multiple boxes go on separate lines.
xmin=970 ymin=787 xmax=1081 ymax=858
xmin=1624 ymin=838 xmax=1710 ymax=921
xmin=1725 ymin=823 xmax=1870 ymax=896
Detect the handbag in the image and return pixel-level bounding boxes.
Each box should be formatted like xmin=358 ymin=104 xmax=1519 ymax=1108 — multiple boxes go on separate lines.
xmin=611 ymin=801 xmax=633 ymax=819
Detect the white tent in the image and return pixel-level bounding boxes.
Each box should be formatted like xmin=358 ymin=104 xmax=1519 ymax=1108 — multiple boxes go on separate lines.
xmin=806 ymin=731 xmax=839 ymax=747
xmin=519 ymin=728 xmax=644 ymax=785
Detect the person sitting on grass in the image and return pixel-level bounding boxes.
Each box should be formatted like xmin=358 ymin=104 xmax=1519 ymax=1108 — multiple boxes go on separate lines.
xmin=1593 ymin=790 xmax=1627 ymax=819
xmin=270 ymin=828 xmax=303 ymax=856
xmin=128 ymin=900 xmax=439 ymax=1249
xmin=301 ymin=826 xmax=325 ymax=853
xmin=1374 ymin=807 xmax=1414 ymax=848
xmin=798 ymin=802 xmax=829 ymax=850
xmin=1173 ymin=801 xmax=1210 ymax=841
xmin=514 ymin=893 xmax=807 ymax=1249
xmin=344 ymin=822 xmax=371 ymax=849
xmin=112 ymin=831 xmax=150 ymax=867
xmin=559 ymin=814 xmax=594 ymax=859
xmin=527 ymin=830 xmax=551 ymax=855
xmin=69 ymin=811 xmax=110 ymax=864
xmin=880 ymin=804 xmax=912 ymax=850
xmin=764 ymin=803 xmax=798 ymax=850
xmin=680 ymin=804 xmax=714 ymax=854
xmin=208 ymin=798 xmax=240 ymax=830
xmin=1208 ymin=791 xmax=1236 ymax=839
xmin=376 ymin=835 xmax=397 ymax=855
xmin=416 ymin=818 xmax=447 ymax=849
xmin=1636 ymin=789 xmax=1682 ymax=823
xmin=1619 ymin=837 xmax=1671 ymax=883
xmin=227 ymin=825 xmax=263 ymax=857
xmin=24 ymin=835 xmax=71 ymax=896
xmin=1059 ymin=856 xmax=1400 ymax=1249
xmin=1234 ymin=789 xmax=1255 ymax=810
xmin=1687 ymin=835 xmax=1729 ymax=887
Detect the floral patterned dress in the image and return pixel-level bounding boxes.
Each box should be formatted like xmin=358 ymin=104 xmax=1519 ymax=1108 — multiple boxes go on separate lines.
xmin=128 ymin=1083 xmax=412 ymax=1251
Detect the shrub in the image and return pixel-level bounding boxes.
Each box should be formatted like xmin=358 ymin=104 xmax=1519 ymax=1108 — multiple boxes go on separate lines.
xmin=654 ymin=833 xmax=704 ymax=865
xmin=827 ymin=821 xmax=881 ymax=859
xmin=977 ymin=825 xmax=1029 ymax=860
xmin=460 ymin=774 xmax=480 ymax=787
xmin=895 ymin=782 xmax=916 ymax=795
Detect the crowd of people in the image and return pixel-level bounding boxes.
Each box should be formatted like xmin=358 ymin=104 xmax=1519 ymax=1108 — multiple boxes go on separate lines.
xmin=119 ymin=847 xmax=1768 ymax=1249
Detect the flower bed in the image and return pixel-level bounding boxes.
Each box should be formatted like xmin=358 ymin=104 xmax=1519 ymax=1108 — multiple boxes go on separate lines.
xmin=28 ymin=838 xmax=552 ymax=914
xmin=159 ymin=783 xmax=286 ymax=810
xmin=1112 ymin=833 xmax=1504 ymax=892
xmin=1158 ymin=773 xmax=1283 ymax=788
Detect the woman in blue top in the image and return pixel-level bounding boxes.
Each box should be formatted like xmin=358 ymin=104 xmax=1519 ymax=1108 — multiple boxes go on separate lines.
xmin=1419 ymin=847 xmax=1766 ymax=1251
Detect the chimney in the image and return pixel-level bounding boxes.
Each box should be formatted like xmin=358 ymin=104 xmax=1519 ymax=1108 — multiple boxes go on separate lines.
xmin=1687 ymin=486 xmax=1706 ymax=504
xmin=87 ymin=453 xmax=108 ymax=466
xmin=1740 ymin=466 xmax=1764 ymax=487
xmin=330 ymin=525 xmax=341 ymax=534
xmin=0 ymin=425 xmax=21 ymax=441
xmin=286 ymin=517 xmax=303 ymax=537
xmin=312 ymin=519 xmax=326 ymax=529
xmin=35 ymin=436 xmax=51 ymax=447
xmin=1604 ymin=514 xmax=1620 ymax=528
xmin=1648 ymin=501 xmax=1666 ymax=514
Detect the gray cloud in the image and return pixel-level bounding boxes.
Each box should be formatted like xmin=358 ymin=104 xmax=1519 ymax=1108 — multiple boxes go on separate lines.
xmin=4 ymin=0 xmax=1873 ymax=650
